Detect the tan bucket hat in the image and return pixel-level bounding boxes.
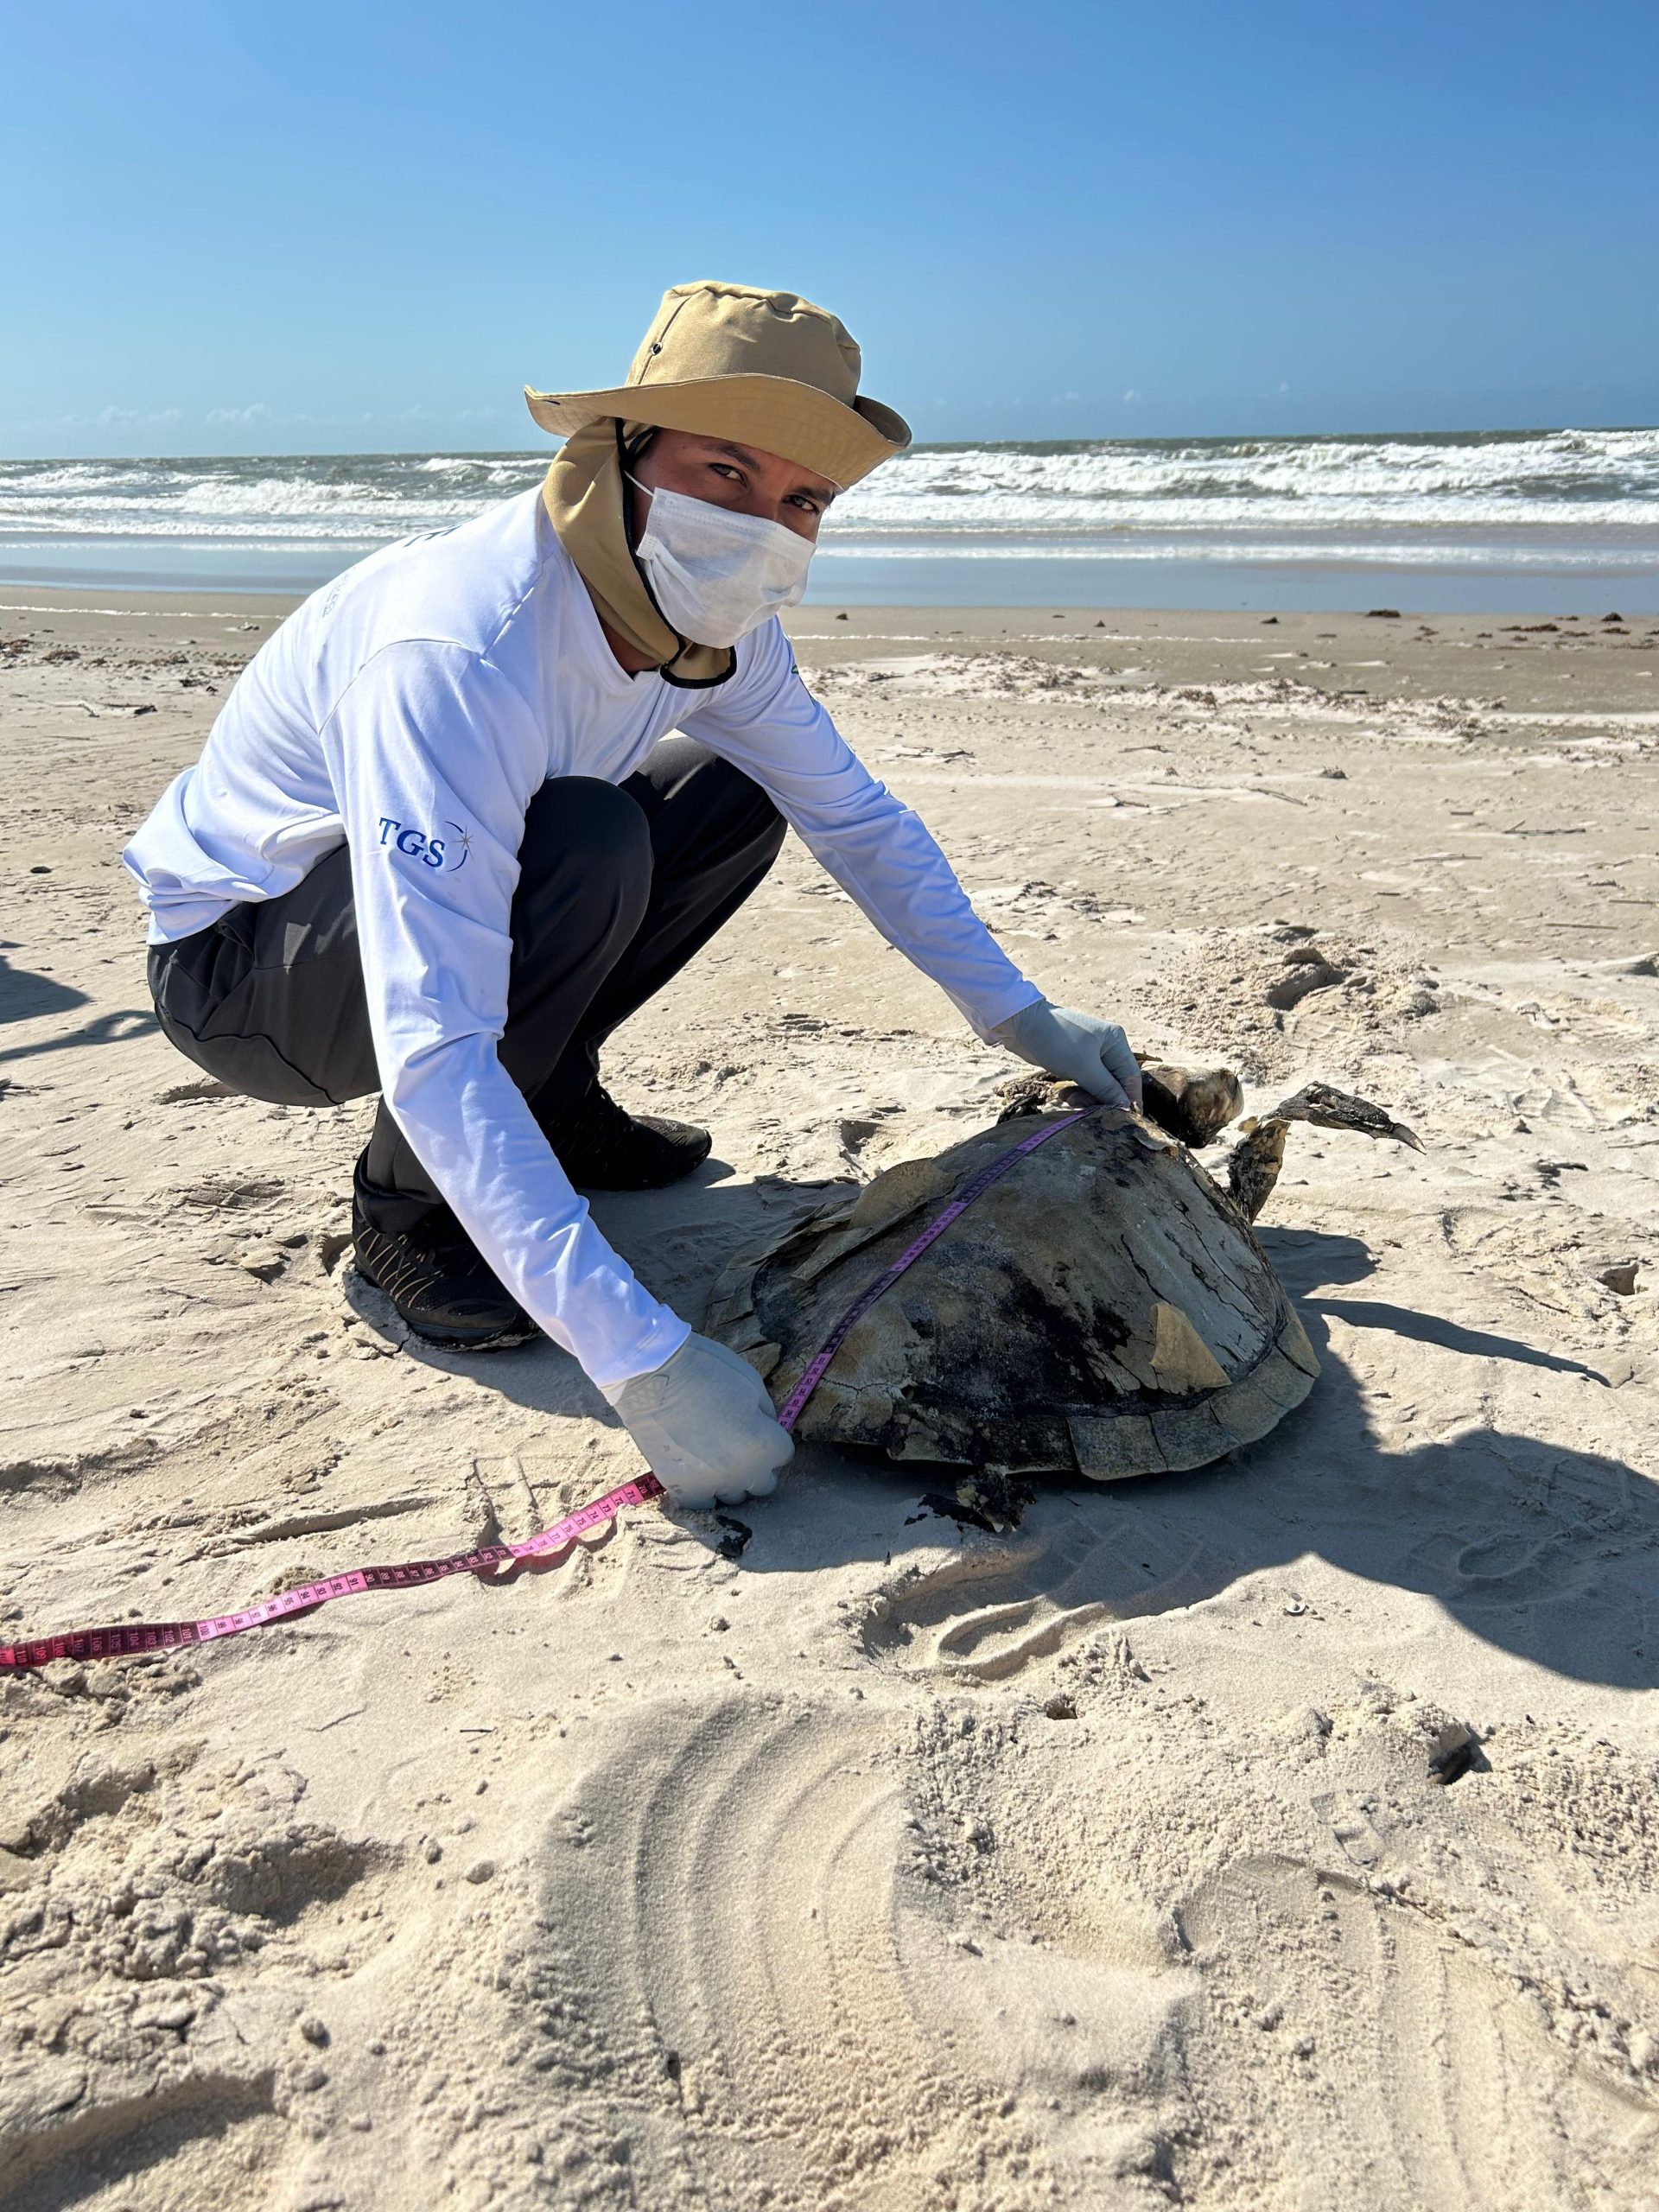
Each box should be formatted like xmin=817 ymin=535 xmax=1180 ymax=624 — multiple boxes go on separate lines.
xmin=524 ymin=282 xmax=911 ymax=488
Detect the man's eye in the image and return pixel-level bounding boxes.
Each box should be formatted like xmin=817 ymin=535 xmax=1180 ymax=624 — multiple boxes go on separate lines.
xmin=709 ymin=462 xmax=743 ymax=485
xmin=789 ymin=493 xmax=822 ymax=513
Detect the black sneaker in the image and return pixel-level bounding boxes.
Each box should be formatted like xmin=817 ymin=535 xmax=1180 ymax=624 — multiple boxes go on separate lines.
xmin=551 ymin=1084 xmax=712 ymax=1192
xmin=352 ymin=1203 xmax=535 ymax=1350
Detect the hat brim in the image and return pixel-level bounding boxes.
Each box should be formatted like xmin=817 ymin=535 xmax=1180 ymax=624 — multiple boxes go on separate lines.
xmin=523 ymin=374 xmax=910 ymax=489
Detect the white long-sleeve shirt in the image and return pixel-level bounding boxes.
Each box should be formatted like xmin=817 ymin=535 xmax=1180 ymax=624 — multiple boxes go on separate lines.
xmin=124 ymin=488 xmax=1039 ymax=1387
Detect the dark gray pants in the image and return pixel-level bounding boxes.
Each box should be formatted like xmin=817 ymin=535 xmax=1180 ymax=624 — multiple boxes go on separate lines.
xmin=148 ymin=737 xmax=786 ymax=1234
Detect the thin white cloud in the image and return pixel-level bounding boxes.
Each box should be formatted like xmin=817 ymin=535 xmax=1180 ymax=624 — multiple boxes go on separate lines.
xmin=0 ymin=397 xmax=519 ymax=442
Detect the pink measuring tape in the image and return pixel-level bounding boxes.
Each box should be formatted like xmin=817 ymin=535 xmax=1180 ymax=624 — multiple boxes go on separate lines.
xmin=2 ymin=1107 xmax=1094 ymax=1673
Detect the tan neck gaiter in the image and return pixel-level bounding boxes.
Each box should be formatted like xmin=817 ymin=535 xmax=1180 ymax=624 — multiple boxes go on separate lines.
xmin=540 ymin=420 xmax=734 ymax=687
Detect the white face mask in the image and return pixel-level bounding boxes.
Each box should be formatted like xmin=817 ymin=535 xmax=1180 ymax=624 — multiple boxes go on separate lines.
xmin=629 ymin=478 xmax=816 ymax=648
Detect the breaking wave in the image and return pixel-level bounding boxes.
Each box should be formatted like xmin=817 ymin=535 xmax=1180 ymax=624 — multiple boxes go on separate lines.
xmin=2 ymin=429 xmax=1656 ymax=582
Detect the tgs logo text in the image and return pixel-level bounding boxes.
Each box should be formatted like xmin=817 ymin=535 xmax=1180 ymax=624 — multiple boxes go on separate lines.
xmin=376 ymin=817 xmax=472 ymax=871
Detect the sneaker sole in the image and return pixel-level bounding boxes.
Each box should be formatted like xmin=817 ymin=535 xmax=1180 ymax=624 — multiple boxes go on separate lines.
xmin=402 ymin=1315 xmax=540 ymax=1352
xmin=348 ymin=1255 xmax=537 ymax=1352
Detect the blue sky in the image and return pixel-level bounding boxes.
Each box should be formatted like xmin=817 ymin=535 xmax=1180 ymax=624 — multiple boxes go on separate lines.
xmin=5 ymin=0 xmax=1656 ymax=456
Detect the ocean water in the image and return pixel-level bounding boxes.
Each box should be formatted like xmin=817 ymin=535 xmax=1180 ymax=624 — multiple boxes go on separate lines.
xmin=2 ymin=428 xmax=1656 ymax=612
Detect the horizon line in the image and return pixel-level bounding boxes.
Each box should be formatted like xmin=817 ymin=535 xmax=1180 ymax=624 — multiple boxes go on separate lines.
xmin=5 ymin=418 xmax=1659 ymax=469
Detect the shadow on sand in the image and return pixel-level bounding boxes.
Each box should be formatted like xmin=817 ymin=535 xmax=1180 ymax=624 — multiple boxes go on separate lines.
xmin=0 ymin=946 xmax=154 ymax=1066
xmin=0 ymin=947 xmax=90 ymax=1025
xmin=351 ymin=1158 xmax=1656 ymax=1694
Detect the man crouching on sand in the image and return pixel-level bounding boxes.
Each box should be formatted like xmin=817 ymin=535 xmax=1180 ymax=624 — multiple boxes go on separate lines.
xmin=124 ymin=282 xmax=1143 ymax=1511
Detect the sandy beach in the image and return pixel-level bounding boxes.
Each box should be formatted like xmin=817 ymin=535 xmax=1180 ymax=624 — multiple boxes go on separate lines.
xmin=3 ymin=589 xmax=1657 ymax=2209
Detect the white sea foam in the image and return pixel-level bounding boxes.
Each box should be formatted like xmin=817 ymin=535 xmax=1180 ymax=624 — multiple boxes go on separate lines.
xmin=810 ymin=537 xmax=1659 ymax=572
xmin=831 ymin=427 xmax=1659 ymax=536
xmin=1 ymin=430 xmax=1655 ymax=578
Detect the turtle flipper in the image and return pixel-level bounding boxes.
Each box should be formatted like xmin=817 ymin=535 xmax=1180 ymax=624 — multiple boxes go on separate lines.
xmin=1268 ymin=1082 xmax=1424 ymax=1153
xmin=1226 ymin=1116 xmax=1290 ymax=1222
xmin=1223 ymin=1081 xmax=1423 ymax=1223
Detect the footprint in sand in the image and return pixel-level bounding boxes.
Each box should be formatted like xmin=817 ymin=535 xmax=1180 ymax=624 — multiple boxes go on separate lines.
xmin=865 ymin=1503 xmax=1237 ymax=1682
xmin=1406 ymin=1525 xmax=1605 ymax=1605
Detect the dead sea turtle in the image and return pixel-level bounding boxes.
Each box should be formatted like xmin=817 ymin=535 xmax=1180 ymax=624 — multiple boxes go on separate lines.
xmin=706 ymin=1065 xmax=1420 ymax=1486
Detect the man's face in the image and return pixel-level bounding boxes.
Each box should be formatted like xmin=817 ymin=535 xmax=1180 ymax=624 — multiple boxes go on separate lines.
xmin=628 ymin=429 xmax=837 ymax=545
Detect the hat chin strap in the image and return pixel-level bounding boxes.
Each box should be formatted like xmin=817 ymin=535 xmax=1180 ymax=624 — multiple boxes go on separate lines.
xmin=540 ymin=420 xmax=734 ymax=689
xmin=614 ymin=424 xmax=690 ymax=659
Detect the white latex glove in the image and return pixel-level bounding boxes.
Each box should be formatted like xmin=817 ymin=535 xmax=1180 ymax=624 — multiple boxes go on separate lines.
xmin=990 ymin=998 xmax=1145 ymax=1112
xmin=601 ymin=1332 xmax=795 ymax=1510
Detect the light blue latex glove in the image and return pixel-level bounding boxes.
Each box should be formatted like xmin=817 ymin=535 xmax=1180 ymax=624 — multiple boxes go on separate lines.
xmin=990 ymin=998 xmax=1145 ymax=1112
xmin=601 ymin=1332 xmax=794 ymax=1509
